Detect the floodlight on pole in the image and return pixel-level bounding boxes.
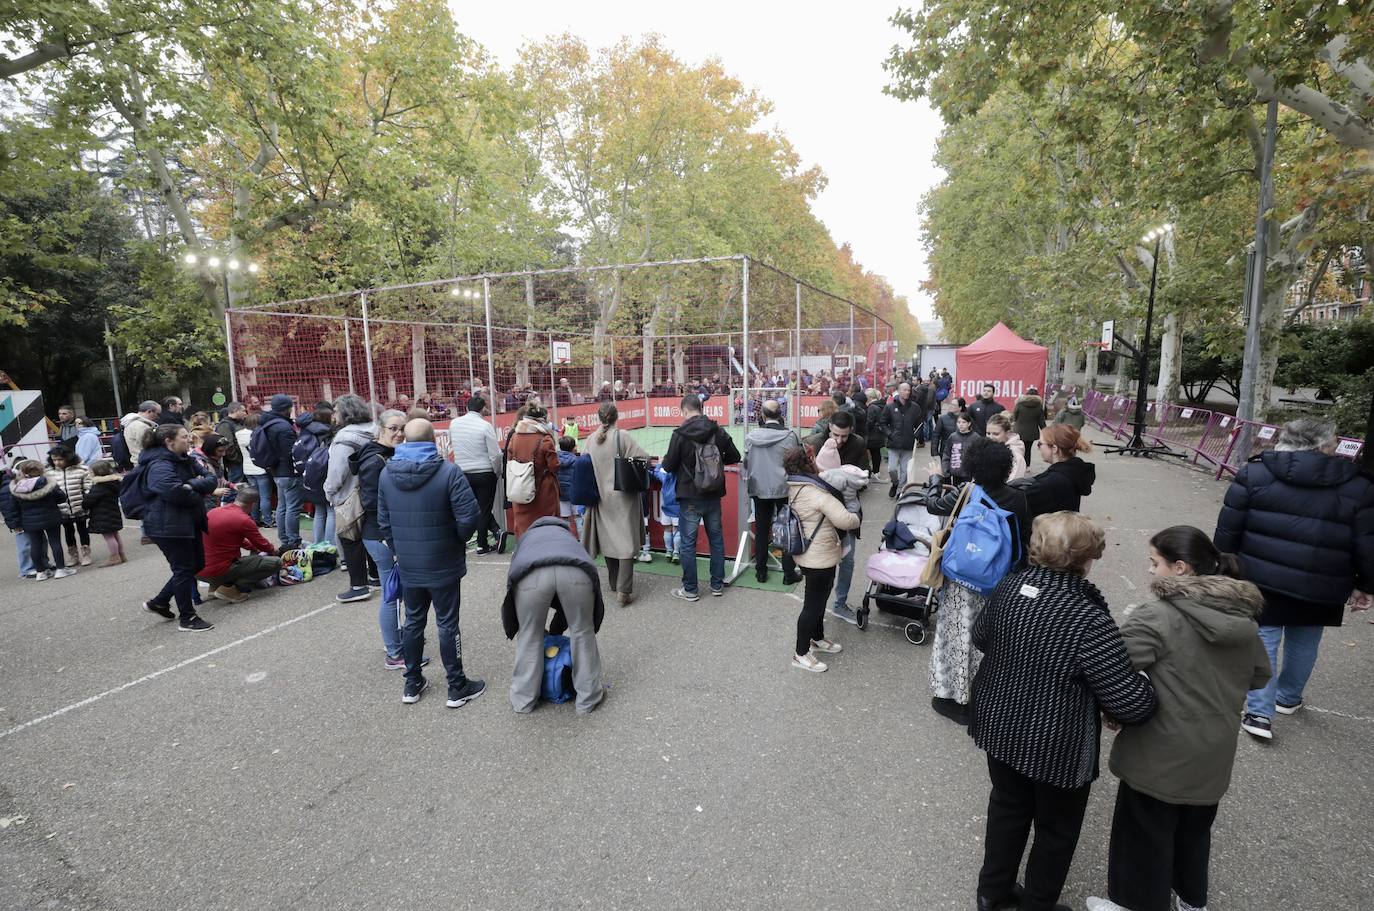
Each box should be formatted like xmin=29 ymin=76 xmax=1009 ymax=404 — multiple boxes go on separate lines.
xmin=247 ymin=262 xmax=259 ymax=274
xmin=184 ymin=252 xmax=198 ymax=265
xmin=227 ymin=259 xmax=241 ymax=271
xmin=207 ymin=256 xmax=221 ymax=268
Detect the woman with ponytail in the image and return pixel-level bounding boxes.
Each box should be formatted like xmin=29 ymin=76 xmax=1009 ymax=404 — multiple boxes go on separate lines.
xmin=582 ymin=402 xmax=651 ymax=605
xmin=1017 ymin=424 xmax=1096 ymax=520
xmin=1086 ymin=526 xmax=1273 ymax=911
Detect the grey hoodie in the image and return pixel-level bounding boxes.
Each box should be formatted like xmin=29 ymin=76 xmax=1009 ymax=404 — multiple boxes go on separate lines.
xmin=1110 ymin=574 xmax=1273 ymax=805
xmin=744 ymin=424 xmax=801 ymax=499
xmin=324 ymin=423 xmax=376 ymax=507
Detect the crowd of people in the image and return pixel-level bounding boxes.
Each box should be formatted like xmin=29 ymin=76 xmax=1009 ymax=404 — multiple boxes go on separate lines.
xmin=4 ymin=374 xmax=1371 ymax=911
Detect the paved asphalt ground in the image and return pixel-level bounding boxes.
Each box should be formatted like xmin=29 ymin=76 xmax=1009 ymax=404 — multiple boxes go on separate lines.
xmin=2 ymin=431 xmax=1371 ymax=911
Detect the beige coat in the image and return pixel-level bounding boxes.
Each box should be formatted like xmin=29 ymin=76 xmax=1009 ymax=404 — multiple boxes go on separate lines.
xmin=787 ymin=479 xmax=861 ymax=570
xmin=582 ymin=427 xmax=650 ymax=559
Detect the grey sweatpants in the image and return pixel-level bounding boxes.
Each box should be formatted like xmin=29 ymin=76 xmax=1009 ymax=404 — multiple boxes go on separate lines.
xmin=510 ymin=564 xmax=606 ymax=714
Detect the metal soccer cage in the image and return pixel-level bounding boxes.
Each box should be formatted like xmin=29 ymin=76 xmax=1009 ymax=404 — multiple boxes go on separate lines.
xmin=224 ymin=255 xmax=897 ymax=569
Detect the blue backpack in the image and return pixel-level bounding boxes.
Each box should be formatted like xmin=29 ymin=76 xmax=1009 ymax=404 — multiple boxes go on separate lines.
xmin=541 ymin=634 xmax=575 ymax=703
xmin=570 ymin=453 xmax=599 ymax=507
xmin=940 ymin=484 xmax=1021 ymax=594
xmin=118 ymin=463 xmax=152 ymax=519
xmin=110 ymin=430 xmax=134 ymax=471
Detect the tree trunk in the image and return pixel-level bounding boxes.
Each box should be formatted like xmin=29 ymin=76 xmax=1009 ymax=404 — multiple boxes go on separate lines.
xmin=1154 ymin=311 xmax=1182 ymax=412
xmin=591 ymin=272 xmax=623 ymax=389
xmin=1084 ymin=343 xmax=1099 ymax=391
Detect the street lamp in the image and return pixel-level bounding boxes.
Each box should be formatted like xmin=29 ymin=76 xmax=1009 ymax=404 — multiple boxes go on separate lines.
xmin=182 ymin=249 xmax=261 ymax=312
xmin=1103 ymin=222 xmax=1186 ymax=459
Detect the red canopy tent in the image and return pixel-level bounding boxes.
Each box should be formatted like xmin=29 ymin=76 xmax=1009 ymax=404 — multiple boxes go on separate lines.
xmin=954 ymin=322 xmax=1048 ymax=410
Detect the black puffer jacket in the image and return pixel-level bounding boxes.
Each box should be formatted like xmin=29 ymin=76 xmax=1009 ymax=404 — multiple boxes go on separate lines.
xmin=1214 ymin=449 xmax=1374 ymax=626
xmin=82 ymin=475 xmax=125 ymax=534
xmin=1018 ymin=456 xmax=1096 ymax=518
xmin=352 ymin=440 xmax=394 ymax=542
xmin=881 ymin=395 xmax=925 ymax=450
xmin=865 ymin=401 xmax=885 ymax=447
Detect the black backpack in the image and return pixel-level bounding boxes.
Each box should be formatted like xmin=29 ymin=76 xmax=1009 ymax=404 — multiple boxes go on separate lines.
xmin=691 ymin=437 xmax=723 ymax=491
xmin=248 ymin=422 xmax=275 ymax=469
xmin=110 ymin=430 xmax=133 ymax=471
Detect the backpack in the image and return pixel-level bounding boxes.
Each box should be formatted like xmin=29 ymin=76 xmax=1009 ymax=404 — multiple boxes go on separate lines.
xmin=940 ymin=484 xmax=1021 ymax=594
xmin=504 ymin=433 xmax=539 ymax=505
xmin=110 ymin=429 xmax=133 ymax=471
xmin=570 ymin=453 xmax=600 ymax=507
xmin=691 ymin=437 xmax=723 ymax=492
xmin=247 ymin=422 xmax=274 ymax=469
xmin=301 ymin=437 xmax=359 ymax=505
xmin=118 ymin=463 xmax=152 ymax=520
xmin=541 ymin=634 xmax=576 ymax=704
xmin=769 ymin=482 xmax=825 ymax=556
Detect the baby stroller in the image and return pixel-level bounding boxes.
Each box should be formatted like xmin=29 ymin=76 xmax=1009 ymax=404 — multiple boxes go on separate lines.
xmin=859 ymin=482 xmax=945 ymax=644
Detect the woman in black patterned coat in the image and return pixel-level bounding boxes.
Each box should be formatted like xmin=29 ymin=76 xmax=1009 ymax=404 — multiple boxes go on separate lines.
xmin=969 ymin=511 xmax=1156 ymax=911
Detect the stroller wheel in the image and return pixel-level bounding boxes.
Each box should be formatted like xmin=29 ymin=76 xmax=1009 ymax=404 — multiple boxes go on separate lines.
xmin=856 ymin=606 xmax=869 ymax=631
xmin=904 ymin=622 xmax=926 ymax=646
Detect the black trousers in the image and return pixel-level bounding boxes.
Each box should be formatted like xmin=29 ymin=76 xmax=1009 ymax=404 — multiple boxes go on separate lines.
xmin=978 ymin=755 xmax=1091 ymax=911
xmin=751 ymin=497 xmax=796 ymax=577
xmin=796 ymin=565 xmax=835 ymax=655
xmin=464 ymin=471 xmax=499 ymax=548
xmin=1023 ymin=440 xmax=1034 ymax=466
xmin=339 ymin=534 xmax=369 ymax=589
xmin=151 ymin=536 xmax=206 ymax=619
xmin=62 ymin=516 xmax=90 ymax=548
xmin=867 ymin=445 xmax=884 ymax=475
xmin=1108 ymin=781 xmax=1218 ymax=911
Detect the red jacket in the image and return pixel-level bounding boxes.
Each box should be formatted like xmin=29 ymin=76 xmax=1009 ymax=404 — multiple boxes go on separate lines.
xmin=200 ymin=504 xmax=276 ymax=579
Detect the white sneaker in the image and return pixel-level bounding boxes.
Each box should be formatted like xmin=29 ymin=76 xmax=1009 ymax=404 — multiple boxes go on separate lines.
xmin=791 ymin=652 xmax=828 ymax=673
xmin=34 ymin=570 xmax=52 ymax=581
xmin=1086 ymin=899 xmax=1129 ymax=911
xmin=810 ymin=638 xmax=842 ymax=654
xmin=53 ymin=567 xmax=77 ymax=579
xmin=635 ymin=551 xmax=653 ymax=563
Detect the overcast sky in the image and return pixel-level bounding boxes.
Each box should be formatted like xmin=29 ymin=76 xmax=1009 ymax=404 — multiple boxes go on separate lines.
xmin=453 ymin=0 xmax=944 ymax=323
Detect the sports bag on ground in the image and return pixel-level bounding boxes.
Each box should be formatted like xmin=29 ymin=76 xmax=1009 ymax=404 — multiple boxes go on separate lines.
xmin=940 ymin=484 xmax=1020 ymax=594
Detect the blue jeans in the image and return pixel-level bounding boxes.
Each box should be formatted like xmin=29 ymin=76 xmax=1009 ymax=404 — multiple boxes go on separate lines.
xmin=313 ymin=501 xmax=336 ymax=549
xmin=226 ymin=464 xmax=246 ymax=484
xmin=888 ymin=448 xmax=912 ymax=487
xmin=248 ymin=475 xmax=273 ymax=524
xmin=273 ymin=476 xmax=303 ymax=549
xmin=364 ymin=538 xmax=401 ymax=658
xmin=833 ymin=533 xmax=856 ymax=608
xmin=402 ymin=578 xmax=467 ymax=691
xmin=1247 ymin=624 xmax=1324 ymax=719
xmin=15 ymin=532 xmax=34 ymax=577
xmin=678 ymin=496 xmax=725 ymax=594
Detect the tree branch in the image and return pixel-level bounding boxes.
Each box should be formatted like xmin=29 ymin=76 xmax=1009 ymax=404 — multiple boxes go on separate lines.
xmin=257 ymin=198 xmax=351 ymax=235
xmin=1248 ymin=66 xmax=1374 ymax=151
xmin=1286 ymin=247 xmax=1336 ymax=325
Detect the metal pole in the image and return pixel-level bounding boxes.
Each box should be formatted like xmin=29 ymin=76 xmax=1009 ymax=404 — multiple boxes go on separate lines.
xmin=484 ymin=277 xmax=496 ymax=431
xmin=848 ymin=303 xmax=855 ymax=383
xmin=360 ymin=292 xmax=379 ymax=407
xmin=343 ymin=319 xmax=355 ymax=394
xmin=793 ymin=281 xmax=802 ymax=428
xmin=221 ymin=311 xmax=238 ymax=403
xmin=1129 ymin=237 xmax=1162 ymax=449
xmin=872 ymin=315 xmax=878 ymax=387
xmin=1238 ymin=99 xmax=1278 ymax=427
xmin=548 ymin=330 xmax=558 ymax=427
xmin=105 ymin=318 xmax=123 ymax=416
xmin=741 ymin=257 xmax=751 ymax=394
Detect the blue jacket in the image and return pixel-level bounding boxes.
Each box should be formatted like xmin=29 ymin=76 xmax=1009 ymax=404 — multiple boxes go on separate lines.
xmin=1215 ymin=449 xmax=1374 ymax=626
xmin=4 ymin=474 xmax=67 ymax=531
xmin=377 ymin=441 xmax=480 ymax=587
xmin=652 ymin=463 xmax=679 ymax=520
xmin=0 ymin=469 xmax=15 ymax=529
xmin=556 ymin=449 xmax=577 ymax=502
xmin=257 ymin=411 xmax=298 ymax=478
xmin=140 ymin=445 xmax=217 ymax=539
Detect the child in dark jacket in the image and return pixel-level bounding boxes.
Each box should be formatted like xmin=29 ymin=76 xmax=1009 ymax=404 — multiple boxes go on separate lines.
xmin=83 ymin=459 xmax=127 ymax=566
xmin=556 ymin=436 xmax=581 ymax=536
xmin=941 ymin=412 xmax=981 ymax=483
xmin=5 ymin=459 xmax=71 ymax=579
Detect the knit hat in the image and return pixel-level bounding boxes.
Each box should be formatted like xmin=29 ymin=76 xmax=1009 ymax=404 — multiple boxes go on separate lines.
xmin=270 ymin=394 xmax=293 ymax=414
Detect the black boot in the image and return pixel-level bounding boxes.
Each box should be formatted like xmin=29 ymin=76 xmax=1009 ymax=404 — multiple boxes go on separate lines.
xmin=755 ymin=566 xmax=768 ymax=584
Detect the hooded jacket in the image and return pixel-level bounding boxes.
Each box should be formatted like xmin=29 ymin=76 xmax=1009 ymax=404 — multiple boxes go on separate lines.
xmin=324 ymin=423 xmax=374 ymax=509
xmin=214 ymin=415 xmax=245 ymax=465
xmin=1214 ymin=449 xmax=1374 ymax=626
xmin=352 ymin=440 xmax=393 ymax=542
xmin=661 ymin=414 xmax=742 ymax=500
xmin=1110 ymin=574 xmax=1273 ymax=804
xmin=377 ymin=441 xmax=480 ymax=587
xmin=501 ymin=516 xmax=605 ymax=639
xmin=1012 ymin=393 xmax=1047 ymax=444
xmin=5 ymin=474 xmax=66 ymax=530
xmin=74 ymin=426 xmax=103 ymax=466
xmin=1054 ymin=405 xmax=1086 ymax=429
xmin=121 ymin=413 xmax=157 ymax=464
xmin=881 ymin=394 xmax=925 ymax=451
xmin=82 ymin=474 xmax=125 ymax=534
xmin=140 ymin=445 xmax=217 ymax=539
xmin=932 ymin=410 xmax=962 ymax=457
xmin=745 ymin=424 xmax=802 ymax=499
xmin=257 ymin=410 xmax=299 ymax=478
xmin=967 ymin=396 xmax=1006 ymax=436
xmin=1019 ymin=456 xmax=1096 ymax=518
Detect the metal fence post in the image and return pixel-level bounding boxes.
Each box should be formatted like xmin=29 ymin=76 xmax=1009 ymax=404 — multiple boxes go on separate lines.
xmin=343 ymin=318 xmax=355 ymax=395
xmin=360 ymin=292 xmax=379 ymax=407
xmin=483 ymin=277 xmax=496 ymax=429
xmin=548 ymin=329 xmax=558 ymax=427
xmin=741 ymin=256 xmax=751 ymax=393
xmin=223 ymin=311 xmax=237 ymax=402
xmin=793 ymin=280 xmax=802 ymax=429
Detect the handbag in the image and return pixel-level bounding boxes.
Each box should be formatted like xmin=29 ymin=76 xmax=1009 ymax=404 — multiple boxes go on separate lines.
xmin=335 ymin=484 xmax=364 ymax=540
xmin=919 ymin=483 xmax=972 ymax=591
xmin=613 ymin=430 xmax=649 ymax=493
